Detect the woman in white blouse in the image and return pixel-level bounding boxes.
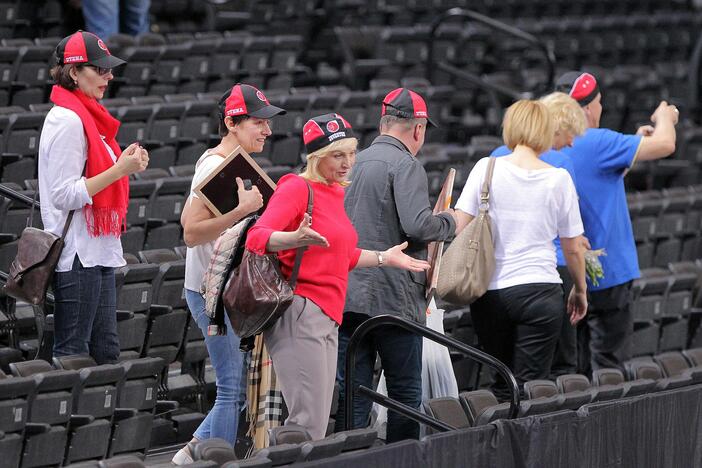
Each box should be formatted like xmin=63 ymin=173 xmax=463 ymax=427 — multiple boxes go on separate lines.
xmin=454 ymin=100 xmax=587 ymax=400
xmin=39 ymin=31 xmax=148 ymax=364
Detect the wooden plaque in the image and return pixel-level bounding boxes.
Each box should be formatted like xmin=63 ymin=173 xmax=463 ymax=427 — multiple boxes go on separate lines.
xmin=426 ymin=168 xmax=456 ymax=299
xmin=193 ymin=146 xmax=277 ymax=217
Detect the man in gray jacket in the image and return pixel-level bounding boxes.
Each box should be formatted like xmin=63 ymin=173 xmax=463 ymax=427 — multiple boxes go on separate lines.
xmin=335 ymin=88 xmax=456 ymax=441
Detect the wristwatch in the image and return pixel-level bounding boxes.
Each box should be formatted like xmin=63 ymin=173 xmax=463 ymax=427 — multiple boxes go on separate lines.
xmin=375 ymin=250 xmax=384 ymax=266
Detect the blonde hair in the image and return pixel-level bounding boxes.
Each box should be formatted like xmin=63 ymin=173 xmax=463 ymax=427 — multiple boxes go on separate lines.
xmin=299 ymin=137 xmax=358 ymax=187
xmin=539 ymin=92 xmax=587 ymax=138
xmin=502 ymin=99 xmax=554 ymax=154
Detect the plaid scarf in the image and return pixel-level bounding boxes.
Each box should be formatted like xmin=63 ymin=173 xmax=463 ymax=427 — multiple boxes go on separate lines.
xmin=246 ymin=334 xmax=284 ymax=451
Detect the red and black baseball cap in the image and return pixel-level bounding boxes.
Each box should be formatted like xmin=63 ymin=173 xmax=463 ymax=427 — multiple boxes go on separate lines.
xmin=219 ymin=83 xmax=286 ymax=119
xmin=381 ymin=88 xmax=437 ymax=127
xmin=54 ymin=30 xmax=125 ymax=69
xmin=302 ymin=113 xmax=355 ymax=154
xmin=555 ymin=71 xmax=600 ymax=106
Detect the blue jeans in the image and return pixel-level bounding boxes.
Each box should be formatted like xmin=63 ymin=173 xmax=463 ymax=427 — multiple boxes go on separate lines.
xmin=53 ymin=255 xmax=119 ymax=365
xmin=186 ymin=289 xmax=246 ymax=445
xmin=82 ymin=0 xmax=151 ymax=38
xmin=335 ymin=312 xmax=423 ymax=442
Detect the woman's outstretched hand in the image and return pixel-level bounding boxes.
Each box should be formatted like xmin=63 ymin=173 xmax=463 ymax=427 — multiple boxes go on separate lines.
xmin=383 ymin=241 xmax=431 ymax=272
xmin=294 ymin=213 xmax=329 ymax=248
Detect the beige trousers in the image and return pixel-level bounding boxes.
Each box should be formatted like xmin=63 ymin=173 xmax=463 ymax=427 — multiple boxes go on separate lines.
xmin=263 ymin=295 xmax=338 ymax=440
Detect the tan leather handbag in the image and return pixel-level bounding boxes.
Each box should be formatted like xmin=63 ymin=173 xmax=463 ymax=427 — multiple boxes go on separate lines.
xmin=221 ymin=180 xmax=313 ymax=339
xmin=437 ymin=157 xmax=497 ymax=304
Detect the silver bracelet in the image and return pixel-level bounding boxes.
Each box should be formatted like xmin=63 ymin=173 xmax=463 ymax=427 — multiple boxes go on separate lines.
xmin=375 ymin=250 xmax=384 ymax=266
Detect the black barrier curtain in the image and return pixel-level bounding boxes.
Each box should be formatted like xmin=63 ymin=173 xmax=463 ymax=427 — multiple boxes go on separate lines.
xmin=298 ymin=384 xmax=702 ymax=467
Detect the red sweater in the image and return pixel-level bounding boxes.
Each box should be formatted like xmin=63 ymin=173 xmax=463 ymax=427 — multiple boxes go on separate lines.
xmin=246 ymin=174 xmax=362 ymax=324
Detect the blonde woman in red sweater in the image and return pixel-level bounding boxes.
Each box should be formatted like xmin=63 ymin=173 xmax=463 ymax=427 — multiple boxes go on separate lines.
xmin=245 ymin=113 xmax=429 ymax=440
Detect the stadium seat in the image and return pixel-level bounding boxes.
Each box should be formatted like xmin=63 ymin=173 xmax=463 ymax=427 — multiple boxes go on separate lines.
xmin=591 ymin=368 xmax=655 ymax=397
xmin=52 ymin=355 xmax=126 ymax=463
xmin=523 ymin=379 xmax=592 ymax=411
xmin=653 ymin=351 xmax=702 ymax=382
xmin=253 ymin=443 xmax=302 ymax=466
xmin=110 ymin=357 xmax=169 ymax=456
xmin=422 ymin=397 xmax=471 ymax=432
xmin=556 ymin=373 xmax=623 ymax=402
xmin=458 ymin=389 xmax=507 ymax=426
xmin=298 ymin=437 xmax=345 ymax=462
xmin=9 ymin=359 xmax=82 ymax=467
xmin=269 ymin=424 xmax=311 ymax=445
xmin=624 ymin=359 xmax=692 ymax=391
xmin=330 ymin=427 xmax=377 ymax=452
xmin=191 ymin=438 xmax=237 ymax=464
xmin=0 ymin=369 xmax=35 ymax=468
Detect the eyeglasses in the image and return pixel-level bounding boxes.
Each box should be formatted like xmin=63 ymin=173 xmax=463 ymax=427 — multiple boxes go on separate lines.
xmin=82 ymin=64 xmax=113 ymax=76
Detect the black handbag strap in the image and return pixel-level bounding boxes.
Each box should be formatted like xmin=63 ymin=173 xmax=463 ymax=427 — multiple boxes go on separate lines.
xmin=288 ymin=180 xmax=314 ymax=288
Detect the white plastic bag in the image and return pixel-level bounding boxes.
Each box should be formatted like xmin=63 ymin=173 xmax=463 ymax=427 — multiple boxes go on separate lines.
xmin=370 ymin=298 xmax=458 ymax=439
xmin=422 ymin=297 xmax=459 ymax=401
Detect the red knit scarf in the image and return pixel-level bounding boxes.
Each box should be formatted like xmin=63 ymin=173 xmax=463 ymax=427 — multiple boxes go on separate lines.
xmin=50 ymin=85 xmax=129 ymax=237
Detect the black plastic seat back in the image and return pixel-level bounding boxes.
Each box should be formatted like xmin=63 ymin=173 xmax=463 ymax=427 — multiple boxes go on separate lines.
xmin=255 ymin=443 xmax=302 ymax=466
xmin=458 ymin=390 xmax=499 ymax=426
xmin=330 ymin=427 xmax=377 ymax=452
xmin=191 ymin=438 xmax=236 ymax=464
xmin=423 ymin=397 xmax=471 ymax=429
xmin=268 ymin=424 xmax=311 ymax=446
xmin=299 ymin=437 xmax=345 ymax=462
xmin=523 ymin=380 xmax=558 ymax=399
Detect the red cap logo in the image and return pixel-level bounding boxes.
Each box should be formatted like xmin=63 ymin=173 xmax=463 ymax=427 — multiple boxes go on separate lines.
xmin=97 ymin=39 xmax=108 ymax=51
xmin=256 ymin=90 xmax=267 ymax=102
xmin=326 ymin=120 xmax=340 ymax=133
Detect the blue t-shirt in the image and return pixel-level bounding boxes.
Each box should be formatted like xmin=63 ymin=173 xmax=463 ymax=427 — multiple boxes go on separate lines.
xmin=490 ymin=146 xmax=577 ymax=266
xmin=560 ymin=128 xmax=642 ymax=290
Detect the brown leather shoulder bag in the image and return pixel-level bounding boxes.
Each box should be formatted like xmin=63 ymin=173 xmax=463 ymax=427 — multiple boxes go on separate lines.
xmin=5 ymin=193 xmax=78 ymax=305
xmin=221 ymin=180 xmax=313 ymax=339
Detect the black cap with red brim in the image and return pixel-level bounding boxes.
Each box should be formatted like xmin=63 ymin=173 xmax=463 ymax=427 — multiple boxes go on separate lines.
xmin=381 ymin=87 xmax=437 ymax=127
xmin=55 ymin=30 xmax=126 ymax=69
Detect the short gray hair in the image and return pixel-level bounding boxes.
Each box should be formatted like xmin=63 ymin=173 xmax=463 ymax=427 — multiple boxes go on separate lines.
xmin=379 ymin=115 xmax=426 ymax=132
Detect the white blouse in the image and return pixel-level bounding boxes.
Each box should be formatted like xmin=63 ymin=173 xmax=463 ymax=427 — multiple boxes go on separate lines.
xmin=38 ymin=106 xmax=126 ymax=272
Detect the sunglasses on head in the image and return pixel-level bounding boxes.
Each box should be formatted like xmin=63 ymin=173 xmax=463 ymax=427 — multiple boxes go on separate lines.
xmin=82 ymin=64 xmax=112 ymax=76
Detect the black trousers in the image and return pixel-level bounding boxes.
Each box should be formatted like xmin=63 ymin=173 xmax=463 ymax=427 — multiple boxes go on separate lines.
xmin=550 ymin=266 xmax=578 ymax=378
xmin=471 ymin=283 xmax=564 ymax=401
xmin=577 ymin=281 xmax=633 ymax=376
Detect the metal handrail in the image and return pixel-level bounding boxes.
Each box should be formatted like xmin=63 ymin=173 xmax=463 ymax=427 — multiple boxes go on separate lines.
xmin=0 ymin=183 xmax=39 ymax=209
xmin=344 ymin=314 xmax=520 ymax=432
xmin=426 ymin=7 xmax=557 ymax=100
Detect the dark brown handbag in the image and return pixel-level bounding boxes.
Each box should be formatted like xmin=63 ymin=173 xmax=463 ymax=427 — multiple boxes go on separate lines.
xmin=221 ymin=181 xmax=313 ymax=339
xmin=4 ymin=181 xmax=80 ymax=305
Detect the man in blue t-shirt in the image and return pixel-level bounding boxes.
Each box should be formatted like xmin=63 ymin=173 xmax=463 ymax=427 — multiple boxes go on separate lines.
xmin=556 ymin=71 xmax=679 ymax=374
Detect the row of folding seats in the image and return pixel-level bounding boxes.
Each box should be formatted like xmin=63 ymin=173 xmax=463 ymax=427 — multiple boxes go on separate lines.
xmin=423 ymin=350 xmax=702 ymax=432
xmin=186 ymin=425 xmax=378 ymax=466
xmin=332 ymin=13 xmax=694 ymax=91
xmin=0 ymin=1 xmax=61 ymax=40
xmin=629 ymin=188 xmax=702 ymax=267
xmin=115 ymin=247 xmax=215 ymax=418
xmin=0 ymin=355 xmax=170 ymax=466
xmin=319 ymin=0 xmax=686 ymax=29
xmin=631 ymin=261 xmax=702 ymax=356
